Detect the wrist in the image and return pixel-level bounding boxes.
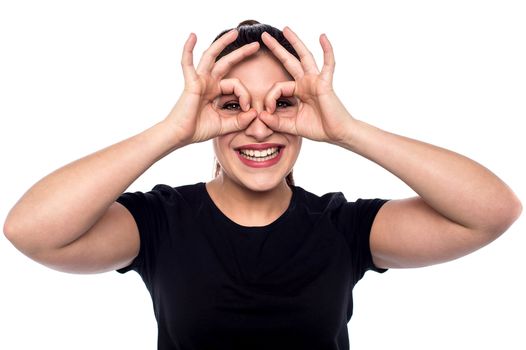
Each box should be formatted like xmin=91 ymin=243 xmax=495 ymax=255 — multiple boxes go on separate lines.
xmin=331 ymin=116 xmax=361 ymax=150
xmin=335 ymin=118 xmax=378 ymax=153
xmin=146 ymin=120 xmax=187 ymax=159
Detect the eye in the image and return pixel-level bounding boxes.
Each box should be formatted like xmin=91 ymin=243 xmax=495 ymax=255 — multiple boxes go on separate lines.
xmin=276 ymin=99 xmax=293 ymax=109
xmin=221 ymin=101 xmax=241 ymax=111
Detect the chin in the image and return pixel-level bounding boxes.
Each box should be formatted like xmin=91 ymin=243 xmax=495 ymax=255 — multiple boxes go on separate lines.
xmin=235 ymin=173 xmax=287 ymax=193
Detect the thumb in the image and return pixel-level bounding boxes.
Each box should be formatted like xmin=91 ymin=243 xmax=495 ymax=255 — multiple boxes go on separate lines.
xmin=219 ymin=109 xmax=258 ymax=135
xmin=259 ymin=110 xmax=297 ymax=135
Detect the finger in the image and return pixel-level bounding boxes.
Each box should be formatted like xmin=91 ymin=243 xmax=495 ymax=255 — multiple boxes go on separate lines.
xmin=282 ymin=26 xmax=320 ymax=74
xmin=261 ymin=32 xmax=304 ymax=80
xmin=181 ymin=32 xmax=198 ymax=82
xmin=219 ymin=78 xmax=251 ymax=112
xmin=319 ymin=33 xmax=335 ymax=82
xmin=211 ymin=41 xmax=260 ymax=80
xmin=264 ymin=81 xmax=296 ymax=114
xmin=220 ymin=108 xmax=258 ymax=135
xmin=259 ymin=110 xmax=297 ymax=135
xmin=196 ymin=29 xmax=238 ymax=74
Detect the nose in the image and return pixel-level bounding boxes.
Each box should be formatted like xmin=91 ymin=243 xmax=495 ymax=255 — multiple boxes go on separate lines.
xmin=244 ymin=101 xmax=274 ymax=141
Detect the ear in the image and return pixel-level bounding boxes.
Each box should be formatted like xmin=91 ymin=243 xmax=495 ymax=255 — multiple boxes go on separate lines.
xmin=213 ymin=156 xmax=221 ymax=178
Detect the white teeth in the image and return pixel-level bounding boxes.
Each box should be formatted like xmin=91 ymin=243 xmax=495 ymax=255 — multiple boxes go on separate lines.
xmin=238 ymin=147 xmax=281 ymax=162
xmin=239 ymin=147 xmax=278 ymax=157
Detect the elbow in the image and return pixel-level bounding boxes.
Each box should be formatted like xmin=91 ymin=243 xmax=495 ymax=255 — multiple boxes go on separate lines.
xmin=3 ymin=214 xmax=20 ymax=243
xmin=3 ymin=215 xmax=26 ymax=251
xmin=4 ymin=204 xmax=26 ymax=241
xmin=3 ymin=214 xmax=41 ymax=256
xmin=509 ymin=195 xmax=523 ymax=225
xmin=486 ymin=192 xmax=522 ymax=237
xmin=502 ymin=193 xmax=522 ymax=228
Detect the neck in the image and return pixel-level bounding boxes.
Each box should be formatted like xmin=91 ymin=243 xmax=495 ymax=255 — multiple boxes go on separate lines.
xmin=206 ymin=174 xmax=293 ymax=227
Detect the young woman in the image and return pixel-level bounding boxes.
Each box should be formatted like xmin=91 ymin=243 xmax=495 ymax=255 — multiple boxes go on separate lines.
xmin=4 ymin=20 xmax=522 ymax=350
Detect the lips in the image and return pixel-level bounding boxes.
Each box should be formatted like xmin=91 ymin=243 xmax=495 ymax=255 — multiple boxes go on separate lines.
xmin=234 ymin=143 xmax=285 ymax=168
xmin=234 ymin=143 xmax=285 ymax=151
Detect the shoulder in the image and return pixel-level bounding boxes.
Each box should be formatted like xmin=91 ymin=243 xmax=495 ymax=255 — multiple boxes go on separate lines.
xmin=118 ymin=182 xmax=203 ymax=209
xmin=151 ymin=182 xmax=201 ymax=197
xmin=293 ymin=185 xmax=389 ymax=226
xmin=292 ymin=185 xmax=348 ymax=214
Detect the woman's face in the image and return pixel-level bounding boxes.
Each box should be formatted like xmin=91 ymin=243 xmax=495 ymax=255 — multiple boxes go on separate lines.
xmin=213 ymin=51 xmax=302 ymax=192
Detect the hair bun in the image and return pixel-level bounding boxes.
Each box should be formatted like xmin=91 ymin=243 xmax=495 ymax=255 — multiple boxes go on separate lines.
xmin=237 ymin=19 xmax=260 ymax=28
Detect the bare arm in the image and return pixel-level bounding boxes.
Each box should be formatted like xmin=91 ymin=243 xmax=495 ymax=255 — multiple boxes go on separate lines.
xmin=3 ymin=30 xmax=261 ymax=274
xmin=340 ymin=119 xmax=522 ymax=268
xmin=3 ymin=120 xmax=181 ymax=258
xmin=256 ymin=27 xmax=522 ymax=269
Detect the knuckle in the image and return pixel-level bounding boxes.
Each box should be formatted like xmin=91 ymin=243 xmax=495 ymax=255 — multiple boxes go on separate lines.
xmin=210 ymin=70 xmax=220 ymax=81
xmin=270 ymin=81 xmax=281 ymax=92
xmin=223 ymin=58 xmax=234 ymax=69
xmin=202 ymin=50 xmax=214 ymax=61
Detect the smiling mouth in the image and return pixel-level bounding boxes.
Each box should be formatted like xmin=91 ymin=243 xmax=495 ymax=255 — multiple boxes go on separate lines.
xmin=237 ymin=146 xmax=283 ymax=162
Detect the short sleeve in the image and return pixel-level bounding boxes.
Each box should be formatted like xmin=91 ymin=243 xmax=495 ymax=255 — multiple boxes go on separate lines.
xmin=114 ymin=184 xmax=175 ymax=282
xmin=335 ymin=197 xmax=390 ymax=285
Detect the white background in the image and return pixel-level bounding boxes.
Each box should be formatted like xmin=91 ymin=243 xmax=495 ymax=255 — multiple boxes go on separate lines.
xmin=1 ymin=0 xmax=525 ymax=349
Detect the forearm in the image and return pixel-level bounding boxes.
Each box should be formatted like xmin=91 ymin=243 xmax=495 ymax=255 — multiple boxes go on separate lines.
xmin=340 ymin=118 xmax=522 ymax=233
xmin=4 ymin=120 xmax=182 ymax=252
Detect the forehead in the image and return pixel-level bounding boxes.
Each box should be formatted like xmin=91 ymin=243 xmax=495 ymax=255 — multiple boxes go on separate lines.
xmin=223 ymin=52 xmax=293 ymax=96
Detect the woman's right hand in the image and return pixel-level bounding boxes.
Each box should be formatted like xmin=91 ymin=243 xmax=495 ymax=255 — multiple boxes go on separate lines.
xmin=164 ymin=29 xmax=260 ymax=146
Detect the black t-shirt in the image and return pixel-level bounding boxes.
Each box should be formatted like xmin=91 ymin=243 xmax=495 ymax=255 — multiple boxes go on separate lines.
xmin=116 ymin=182 xmax=389 ymax=350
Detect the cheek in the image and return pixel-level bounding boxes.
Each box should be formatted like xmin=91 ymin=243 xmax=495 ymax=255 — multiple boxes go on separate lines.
xmin=212 ymin=139 xmax=225 ymax=162
xmin=291 ymin=136 xmax=302 ymax=149
xmin=212 ymin=139 xmax=220 ymax=157
xmin=285 ymin=137 xmax=302 ymax=159
xmin=213 ymin=137 xmax=235 ymax=164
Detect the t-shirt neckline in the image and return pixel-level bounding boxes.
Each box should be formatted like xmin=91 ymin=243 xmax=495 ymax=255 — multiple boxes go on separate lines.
xmin=200 ymin=182 xmax=297 ymax=234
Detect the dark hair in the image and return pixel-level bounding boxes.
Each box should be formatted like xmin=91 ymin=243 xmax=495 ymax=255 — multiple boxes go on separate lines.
xmin=212 ymin=20 xmax=298 ymax=187
xmin=212 ymin=20 xmax=300 ymax=62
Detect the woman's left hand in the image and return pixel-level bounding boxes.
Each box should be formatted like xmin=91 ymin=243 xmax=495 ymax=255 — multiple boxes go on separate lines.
xmin=259 ymin=27 xmax=355 ymax=145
